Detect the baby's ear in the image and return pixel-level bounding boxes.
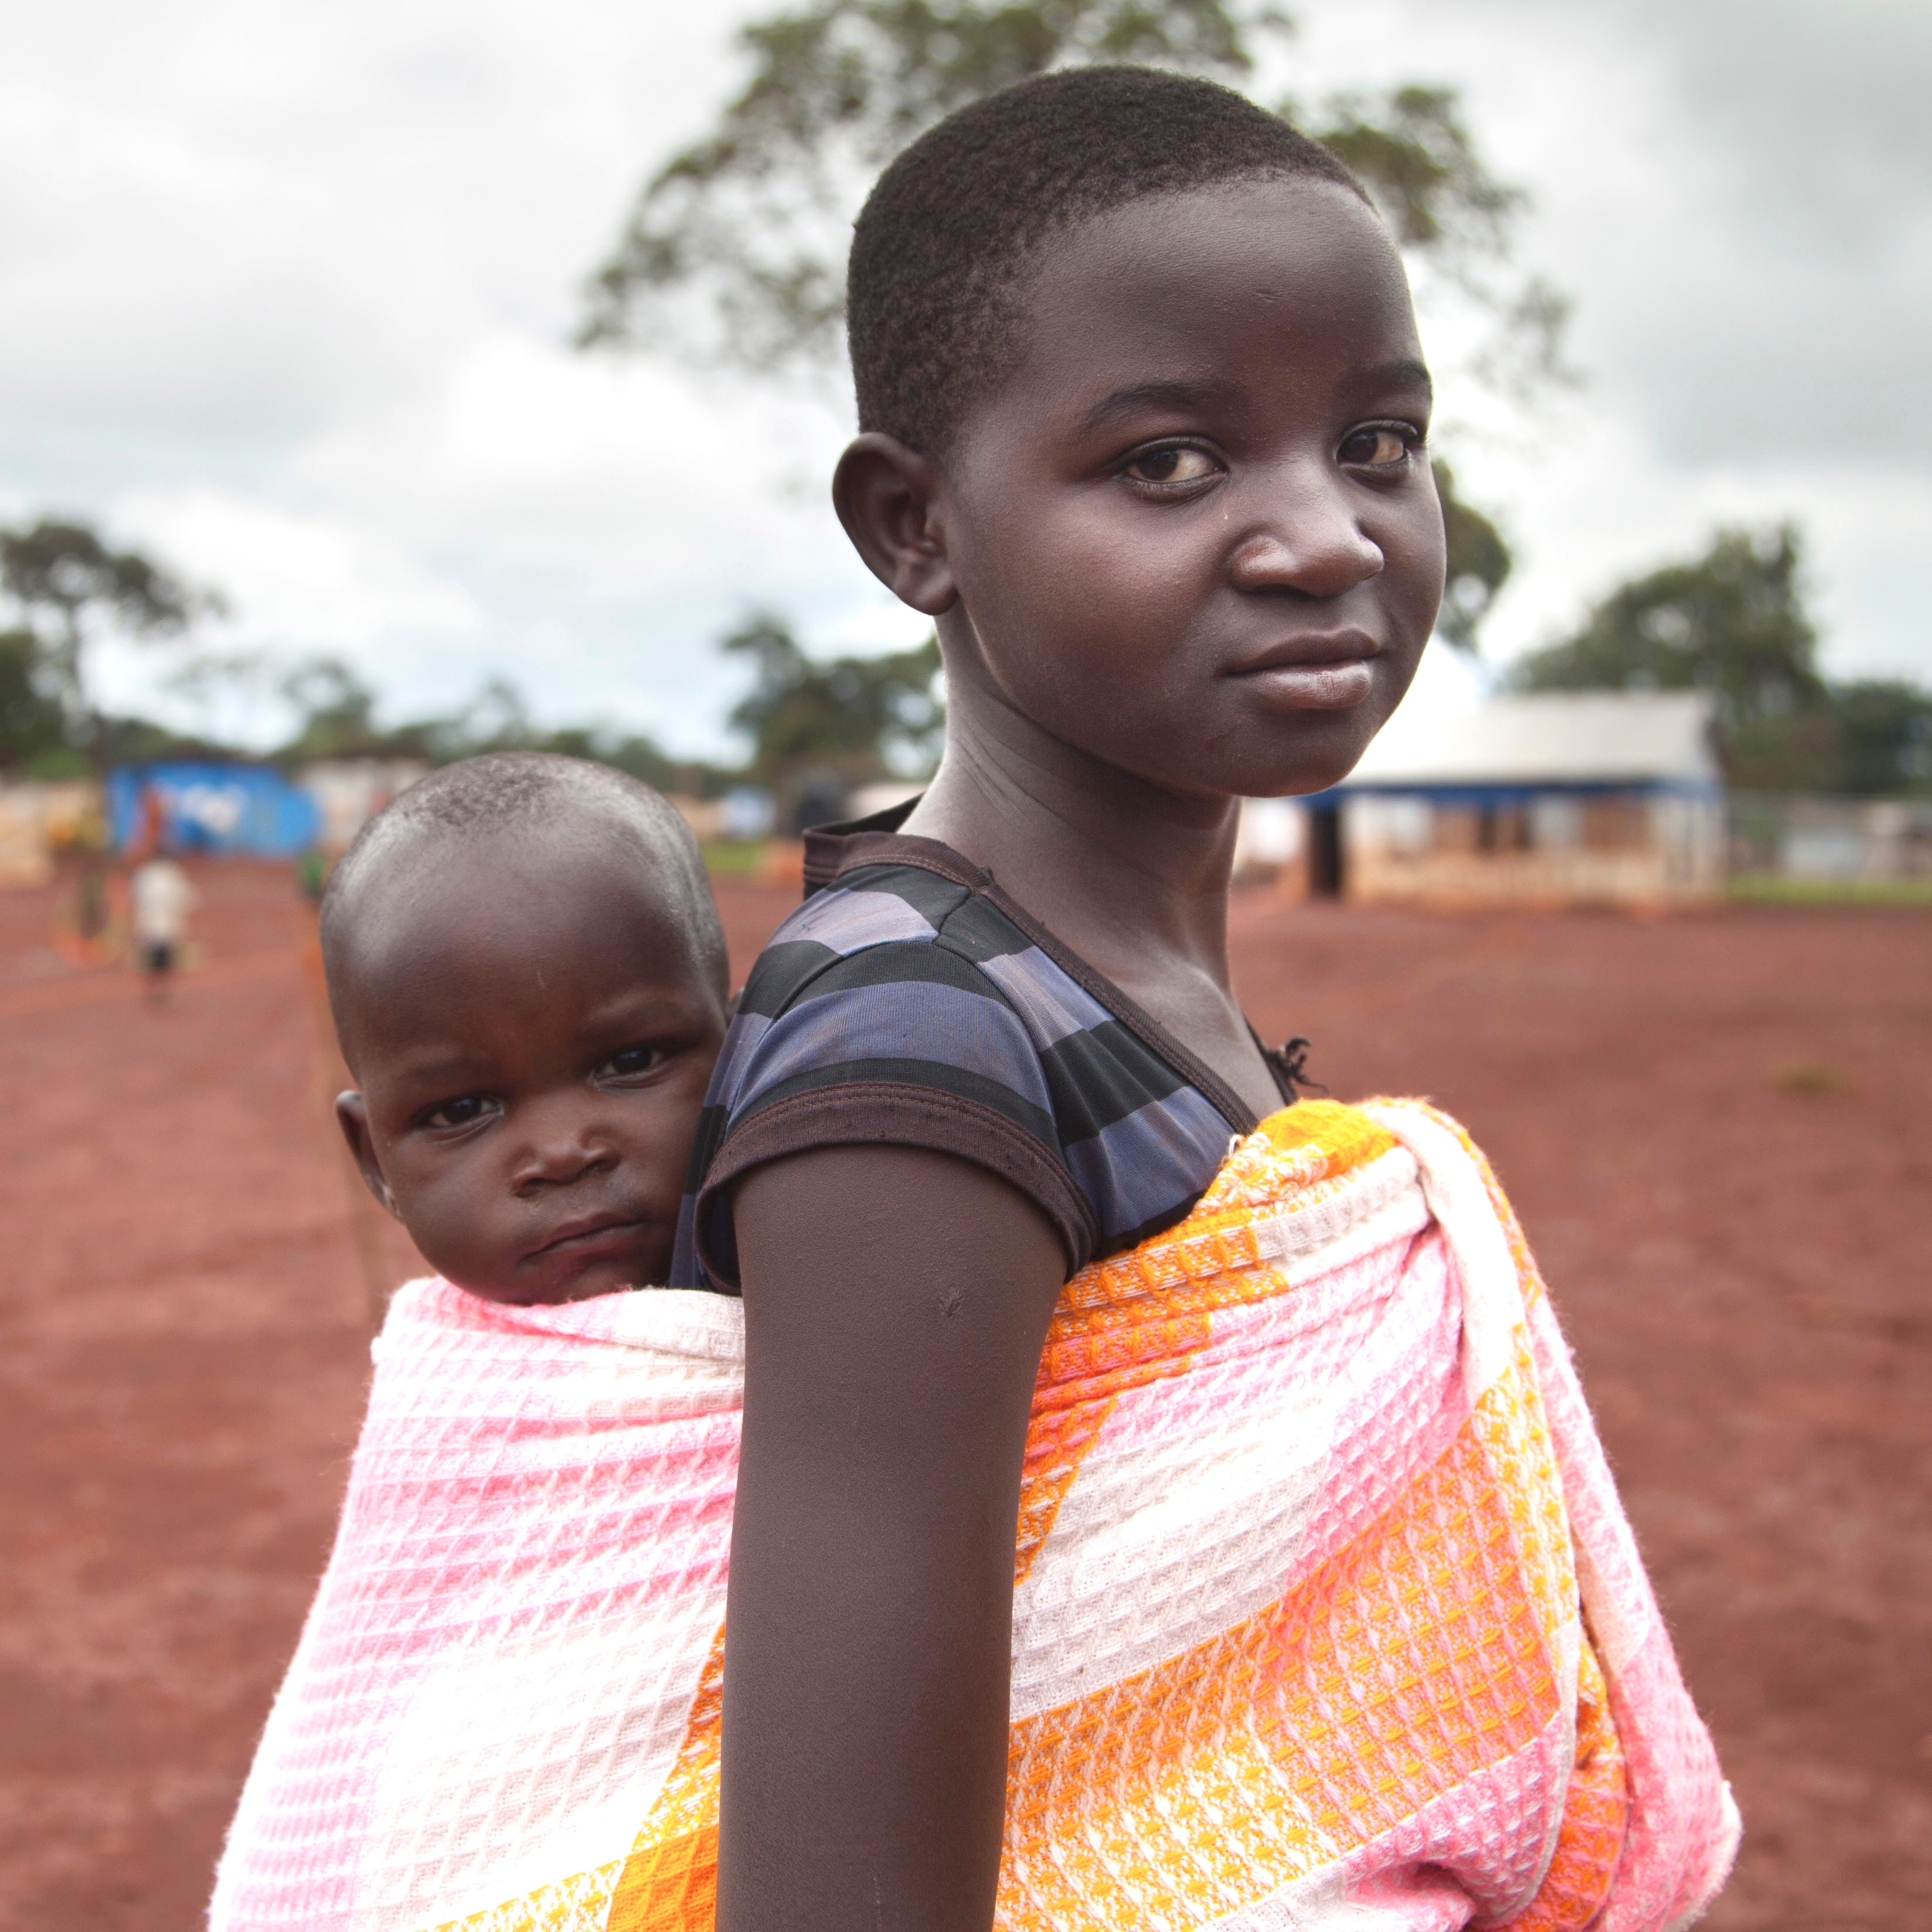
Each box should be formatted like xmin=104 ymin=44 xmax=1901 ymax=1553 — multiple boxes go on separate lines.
xmin=334 ymin=1091 xmax=399 ymax=1219
xmin=832 ymin=433 xmax=958 ymax=617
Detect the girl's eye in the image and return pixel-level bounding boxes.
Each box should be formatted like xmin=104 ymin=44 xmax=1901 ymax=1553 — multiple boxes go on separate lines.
xmin=601 ymin=1045 xmax=666 ymax=1081
xmin=424 ymin=1094 xmax=498 ymax=1130
xmin=1123 ymin=444 xmax=1219 ymax=487
xmin=1339 ymin=426 xmax=1417 ymax=470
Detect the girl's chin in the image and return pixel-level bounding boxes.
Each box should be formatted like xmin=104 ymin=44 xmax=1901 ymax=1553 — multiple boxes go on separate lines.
xmin=1195 ymin=718 xmax=1389 ymax=803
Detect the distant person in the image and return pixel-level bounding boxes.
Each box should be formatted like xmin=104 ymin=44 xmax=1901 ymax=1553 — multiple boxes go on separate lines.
xmin=128 ymin=852 xmax=194 ymax=1002
xmin=294 ymin=845 xmax=328 ymax=906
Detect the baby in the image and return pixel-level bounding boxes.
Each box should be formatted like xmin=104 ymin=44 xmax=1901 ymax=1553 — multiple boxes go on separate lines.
xmin=322 ymin=751 xmax=729 ymax=1305
xmin=210 ymin=752 xmax=739 ymax=1931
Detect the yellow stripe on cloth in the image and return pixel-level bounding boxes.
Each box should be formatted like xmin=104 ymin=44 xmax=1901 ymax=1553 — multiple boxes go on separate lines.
xmin=424 ymin=1630 xmax=725 ymax=1932
xmin=997 ymin=1360 xmax=1588 ymax=1932
xmin=606 ymin=1627 xmax=725 ymax=1932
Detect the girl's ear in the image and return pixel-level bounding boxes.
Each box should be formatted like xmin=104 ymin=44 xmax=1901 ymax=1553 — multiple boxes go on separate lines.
xmin=335 ymin=1091 xmax=400 ymax=1219
xmin=832 ymin=433 xmax=958 ymax=617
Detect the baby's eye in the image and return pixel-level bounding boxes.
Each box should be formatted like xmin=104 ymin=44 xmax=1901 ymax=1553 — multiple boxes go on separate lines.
xmin=1122 ymin=444 xmax=1219 ymax=487
xmin=1338 ymin=425 xmax=1418 ymax=470
xmin=423 ymin=1094 xmax=499 ymax=1131
xmin=600 ymin=1044 xmax=667 ymax=1081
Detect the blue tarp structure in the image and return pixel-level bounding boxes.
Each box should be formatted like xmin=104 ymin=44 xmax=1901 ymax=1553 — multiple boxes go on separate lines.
xmin=108 ymin=762 xmax=321 ymax=857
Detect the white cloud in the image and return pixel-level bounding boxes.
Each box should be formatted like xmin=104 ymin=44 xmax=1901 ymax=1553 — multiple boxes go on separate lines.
xmin=2 ymin=0 xmax=1928 ymax=764
xmin=1276 ymin=0 xmax=1932 ymax=685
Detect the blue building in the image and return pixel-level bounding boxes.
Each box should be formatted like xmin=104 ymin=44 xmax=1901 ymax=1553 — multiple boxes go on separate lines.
xmin=108 ymin=762 xmax=321 ymax=858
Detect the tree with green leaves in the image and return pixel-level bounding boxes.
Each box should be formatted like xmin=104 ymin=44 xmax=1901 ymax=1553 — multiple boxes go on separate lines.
xmin=1431 ymin=460 xmax=1511 ymax=652
xmin=0 ymin=518 xmax=219 ymax=749
xmin=724 ymin=611 xmax=943 ymax=783
xmin=268 ymin=654 xmax=700 ymax=793
xmin=1512 ymin=525 xmax=1825 ymax=729
xmin=1828 ymin=680 xmax=1932 ymax=797
xmin=1511 ymin=525 xmax=1932 ymax=795
xmin=0 ymin=630 xmax=72 ymax=775
xmin=275 ymin=657 xmax=393 ymax=762
xmin=579 ymin=0 xmax=1535 ymax=648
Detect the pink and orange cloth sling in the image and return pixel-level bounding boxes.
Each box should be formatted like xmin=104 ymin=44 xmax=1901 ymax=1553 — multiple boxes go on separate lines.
xmin=210 ymin=1100 xmax=1737 ymax=1932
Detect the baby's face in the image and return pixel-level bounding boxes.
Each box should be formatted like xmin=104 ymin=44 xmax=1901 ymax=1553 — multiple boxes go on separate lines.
xmin=934 ymin=175 xmax=1445 ymax=801
xmin=334 ymin=832 xmax=726 ymax=1304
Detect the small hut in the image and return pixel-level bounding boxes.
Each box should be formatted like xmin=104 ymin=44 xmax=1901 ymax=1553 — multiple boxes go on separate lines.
xmin=1247 ymin=692 xmax=1726 ymax=909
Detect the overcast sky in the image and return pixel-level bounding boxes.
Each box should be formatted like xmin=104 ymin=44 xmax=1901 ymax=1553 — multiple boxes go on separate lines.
xmin=3 ymin=0 xmax=1928 ymax=759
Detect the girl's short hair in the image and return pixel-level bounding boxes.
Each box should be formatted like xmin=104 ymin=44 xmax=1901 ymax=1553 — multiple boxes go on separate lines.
xmin=847 ymin=66 xmax=1369 ymax=457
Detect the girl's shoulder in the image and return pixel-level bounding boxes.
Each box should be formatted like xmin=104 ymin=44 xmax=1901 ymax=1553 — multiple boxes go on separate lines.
xmin=681 ymin=835 xmax=1266 ymax=1291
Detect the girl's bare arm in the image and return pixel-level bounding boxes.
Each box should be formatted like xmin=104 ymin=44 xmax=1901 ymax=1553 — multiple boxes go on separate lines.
xmin=719 ymin=1142 xmax=1067 ymax=1932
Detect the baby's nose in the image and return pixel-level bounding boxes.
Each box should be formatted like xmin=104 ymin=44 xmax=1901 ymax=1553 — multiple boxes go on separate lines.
xmin=511 ymin=1109 xmax=618 ymax=1192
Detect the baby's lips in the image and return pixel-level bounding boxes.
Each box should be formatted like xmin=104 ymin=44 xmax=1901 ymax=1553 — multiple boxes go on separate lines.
xmin=524 ymin=1213 xmax=645 ymax=1263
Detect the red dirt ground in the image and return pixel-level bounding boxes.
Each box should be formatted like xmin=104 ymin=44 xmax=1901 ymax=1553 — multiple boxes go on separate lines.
xmin=1 ymin=859 xmax=1926 ymax=1931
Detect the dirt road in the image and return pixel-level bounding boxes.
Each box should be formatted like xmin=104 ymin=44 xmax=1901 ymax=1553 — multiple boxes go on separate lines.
xmin=1 ymin=860 xmax=1925 ymax=1929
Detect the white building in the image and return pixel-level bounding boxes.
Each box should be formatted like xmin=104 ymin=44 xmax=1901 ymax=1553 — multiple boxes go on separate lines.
xmin=297 ymin=759 xmax=431 ymax=853
xmin=1243 ymin=692 xmax=1726 ymax=909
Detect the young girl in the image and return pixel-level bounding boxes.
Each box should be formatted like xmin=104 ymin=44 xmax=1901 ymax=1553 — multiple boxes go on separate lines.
xmin=683 ymin=64 xmax=1735 ymax=1932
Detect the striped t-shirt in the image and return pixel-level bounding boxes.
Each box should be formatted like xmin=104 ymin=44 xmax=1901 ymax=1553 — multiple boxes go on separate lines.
xmin=671 ymin=809 xmax=1300 ymax=1291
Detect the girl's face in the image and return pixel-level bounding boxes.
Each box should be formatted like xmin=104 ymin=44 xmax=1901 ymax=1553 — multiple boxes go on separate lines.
xmin=929 ymin=176 xmax=1445 ymax=802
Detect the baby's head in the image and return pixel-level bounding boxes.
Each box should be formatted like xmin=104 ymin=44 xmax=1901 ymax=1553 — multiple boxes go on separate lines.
xmin=322 ymin=753 xmax=729 ymax=1305
xmin=836 ymin=66 xmax=1447 ymax=801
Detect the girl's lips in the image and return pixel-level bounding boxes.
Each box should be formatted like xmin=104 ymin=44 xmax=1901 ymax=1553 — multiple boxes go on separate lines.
xmin=1234 ymin=659 xmax=1377 ymax=711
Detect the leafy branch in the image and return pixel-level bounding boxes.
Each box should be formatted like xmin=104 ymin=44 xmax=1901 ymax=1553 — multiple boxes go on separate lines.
xmin=578 ymin=2 xmax=1566 ymax=404
xmin=0 ymin=518 xmax=223 ymax=751
xmin=576 ymin=3 xmax=1557 ymax=648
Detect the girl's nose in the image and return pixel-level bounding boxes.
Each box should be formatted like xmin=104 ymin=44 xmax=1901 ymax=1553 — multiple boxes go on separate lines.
xmin=1227 ymin=471 xmax=1385 ymax=600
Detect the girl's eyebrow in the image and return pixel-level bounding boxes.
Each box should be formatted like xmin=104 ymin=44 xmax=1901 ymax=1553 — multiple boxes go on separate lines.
xmin=1078 ymin=358 xmax=1431 ymax=438
xmin=1077 ymin=377 xmax=1240 ymax=435
xmin=1358 ymin=357 xmax=1434 ymax=397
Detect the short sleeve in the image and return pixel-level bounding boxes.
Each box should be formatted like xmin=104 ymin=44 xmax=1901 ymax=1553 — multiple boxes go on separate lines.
xmin=689 ymin=935 xmax=1097 ymax=1290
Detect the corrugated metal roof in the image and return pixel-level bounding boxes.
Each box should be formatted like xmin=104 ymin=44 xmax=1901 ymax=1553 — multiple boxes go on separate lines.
xmin=1345 ymin=691 xmax=1721 ymax=788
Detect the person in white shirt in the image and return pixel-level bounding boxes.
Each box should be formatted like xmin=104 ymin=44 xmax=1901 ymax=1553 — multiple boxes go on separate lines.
xmin=130 ymin=855 xmax=195 ymax=1001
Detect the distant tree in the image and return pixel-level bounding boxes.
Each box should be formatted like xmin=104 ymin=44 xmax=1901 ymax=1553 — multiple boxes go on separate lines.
xmin=1827 ymin=680 xmax=1932 ymax=797
xmin=724 ymin=611 xmax=943 ymax=783
xmin=580 ymin=3 xmax=1561 ymax=391
xmin=450 ymin=677 xmax=536 ymax=753
xmin=1723 ymin=679 xmax=1932 ymax=797
xmin=0 ymin=628 xmax=73 ymax=774
xmin=536 ymin=725 xmax=690 ymax=795
xmin=277 ymin=657 xmax=394 ymax=761
xmin=161 ymin=648 xmax=280 ymax=750
xmin=271 ymin=656 xmax=704 ymax=793
xmin=91 ymin=712 xmax=246 ymax=770
xmin=275 ymin=657 xmax=499 ymax=764
xmin=0 ymin=518 xmax=219 ymax=746
xmin=1512 ymin=525 xmax=1932 ymax=794
xmin=1512 ymin=525 xmax=1826 ymax=729
xmin=1433 ymin=460 xmax=1511 ymax=653
xmin=1720 ymin=709 xmax=1842 ymax=795
xmin=579 ymin=1 xmax=1557 ymax=652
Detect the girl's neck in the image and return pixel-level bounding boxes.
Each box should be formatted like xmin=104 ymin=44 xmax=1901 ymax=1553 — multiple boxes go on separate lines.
xmin=901 ymin=686 xmax=1241 ymax=1001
